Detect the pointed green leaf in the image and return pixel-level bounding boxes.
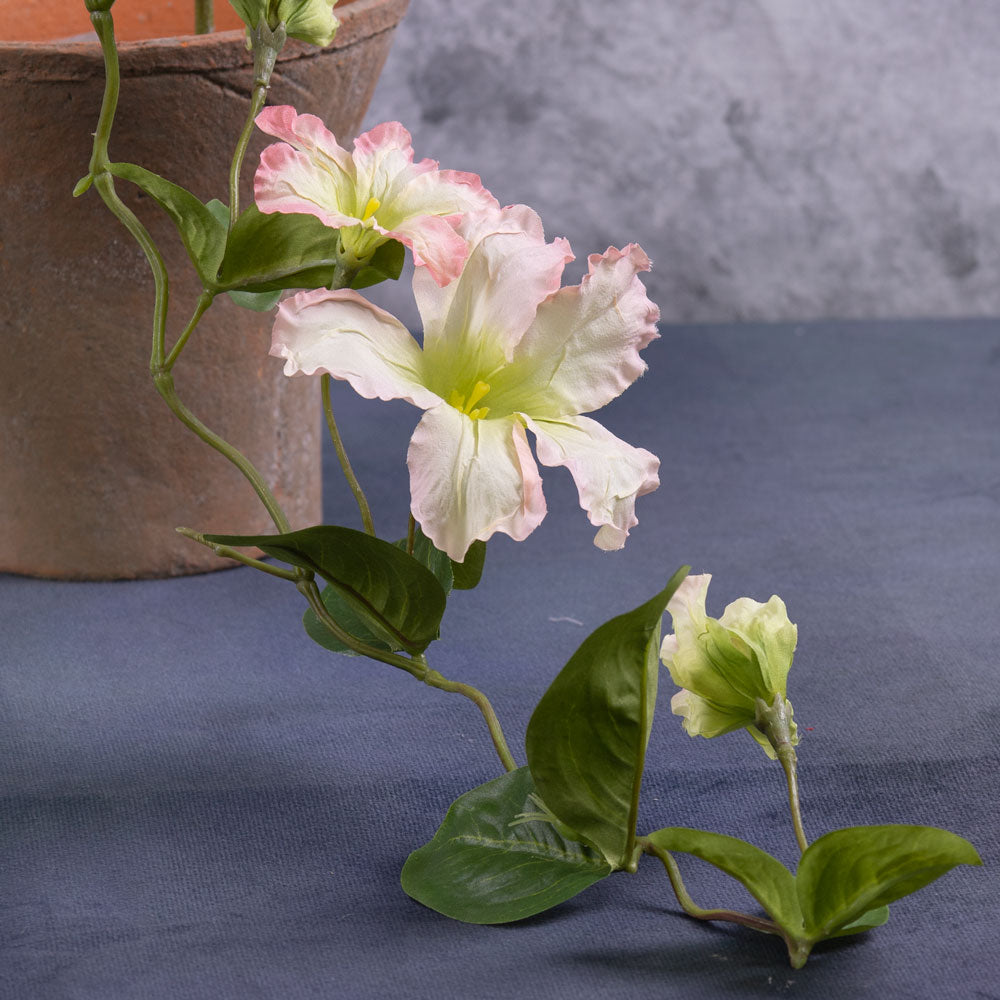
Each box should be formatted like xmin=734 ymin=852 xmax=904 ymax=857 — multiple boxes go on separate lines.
xmin=645 ymin=827 xmax=803 ymax=933
xmin=394 ymin=525 xmax=454 ymax=594
xmin=827 ymin=905 xmax=890 ymax=938
xmin=109 ymin=162 xmax=226 ymax=286
xmin=401 ymin=767 xmax=612 ymax=924
xmin=797 ymin=825 xmax=982 ymax=938
xmin=204 ymin=526 xmax=447 ymax=656
xmin=525 ymin=566 xmax=690 ymax=869
xmin=451 ymin=540 xmax=487 ymax=590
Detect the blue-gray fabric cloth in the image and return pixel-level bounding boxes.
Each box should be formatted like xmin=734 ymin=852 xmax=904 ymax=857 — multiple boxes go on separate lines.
xmin=3 ymin=319 xmax=998 ymax=999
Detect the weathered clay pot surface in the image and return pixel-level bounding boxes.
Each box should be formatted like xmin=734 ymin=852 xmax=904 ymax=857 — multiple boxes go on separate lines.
xmin=0 ymin=0 xmax=409 ymax=578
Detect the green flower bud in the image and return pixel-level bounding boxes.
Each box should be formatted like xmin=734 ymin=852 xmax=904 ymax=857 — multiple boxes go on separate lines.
xmin=228 ymin=0 xmax=339 ymax=47
xmin=660 ymin=574 xmax=798 ymax=758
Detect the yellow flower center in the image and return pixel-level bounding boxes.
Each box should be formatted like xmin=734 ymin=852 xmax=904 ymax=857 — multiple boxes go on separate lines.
xmin=361 ymin=196 xmax=381 ymax=222
xmin=449 ymin=380 xmax=491 ymax=421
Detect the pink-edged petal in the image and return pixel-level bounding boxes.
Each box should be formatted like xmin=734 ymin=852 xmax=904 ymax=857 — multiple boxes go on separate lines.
xmin=523 ymin=413 xmax=659 ymax=551
xmin=407 ymin=409 xmax=547 ymax=561
xmin=351 ymin=121 xmax=419 ymax=198
xmin=254 ymin=142 xmax=360 ymax=228
xmin=386 ymin=213 xmax=471 ymax=287
xmin=270 ymin=287 xmax=442 ymax=410
xmin=255 ymin=106 xmax=354 ymax=176
xmin=500 ymin=244 xmax=660 ymax=417
xmin=416 ymin=204 xmax=574 ymax=379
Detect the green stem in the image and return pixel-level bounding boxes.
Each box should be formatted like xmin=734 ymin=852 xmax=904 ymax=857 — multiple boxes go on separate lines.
xmin=298 ymin=579 xmax=516 ymax=772
xmin=638 ymin=838 xmax=784 ymax=938
xmin=152 ymin=369 xmax=292 ymax=533
xmin=778 ymin=747 xmax=809 ymax=855
xmin=194 ymin=0 xmax=213 ymax=34
xmin=165 ymin=290 xmax=215 ymax=370
xmin=176 ymin=527 xmax=298 ymax=580
xmin=322 ymin=375 xmax=376 ymax=536
xmin=417 ymin=661 xmax=518 ymax=773
xmin=228 ymin=83 xmax=268 ymax=230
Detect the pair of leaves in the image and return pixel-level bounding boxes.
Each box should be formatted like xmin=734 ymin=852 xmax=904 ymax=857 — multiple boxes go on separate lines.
xmin=204 ymin=526 xmax=447 ymax=657
xmin=646 ymin=824 xmax=980 ymax=965
xmin=106 ymin=163 xmax=404 ymax=306
xmin=402 ymin=567 xmax=692 ymax=922
xmin=301 ymin=528 xmax=485 ymax=657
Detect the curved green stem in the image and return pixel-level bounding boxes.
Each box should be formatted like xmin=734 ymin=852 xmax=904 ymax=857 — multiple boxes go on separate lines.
xmin=228 ymin=83 xmax=268 ymax=230
xmin=322 ymin=375 xmax=376 ymax=536
xmin=152 ymin=369 xmax=292 ymax=533
xmin=638 ymin=838 xmax=784 ymax=937
xmin=417 ymin=661 xmax=517 ymax=773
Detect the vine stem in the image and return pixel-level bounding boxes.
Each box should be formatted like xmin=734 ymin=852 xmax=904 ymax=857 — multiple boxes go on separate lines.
xmin=177 ymin=527 xmax=298 ymax=580
xmin=194 ymin=0 xmax=213 ymax=34
xmin=637 ymin=838 xmax=784 ymax=937
xmin=299 ymin=578 xmax=516 ymax=773
xmin=228 ymin=82 xmax=268 ymax=230
xmin=322 ymin=374 xmax=376 ymax=536
xmin=778 ymin=746 xmax=809 ymax=855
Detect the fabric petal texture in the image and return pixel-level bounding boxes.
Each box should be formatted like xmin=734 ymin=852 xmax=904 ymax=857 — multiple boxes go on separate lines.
xmin=254 ymin=108 xmax=497 ymax=285
xmin=407 ymin=408 xmax=546 ymax=562
xmin=523 ymin=414 xmax=660 ymax=551
xmin=501 ymin=244 xmax=660 ymax=417
xmin=270 ymin=288 xmax=442 ymax=410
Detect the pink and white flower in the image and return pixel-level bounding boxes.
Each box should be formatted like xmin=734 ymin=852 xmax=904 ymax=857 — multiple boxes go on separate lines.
xmin=270 ymin=205 xmax=661 ymax=561
xmin=254 ymin=107 xmax=498 ymax=285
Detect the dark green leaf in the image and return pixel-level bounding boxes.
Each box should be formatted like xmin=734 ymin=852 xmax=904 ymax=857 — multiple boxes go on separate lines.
xmin=401 ymin=766 xmax=612 ymax=924
xmin=352 ymin=238 xmax=405 ymax=289
xmin=451 ymin=540 xmax=487 ymax=590
xmin=302 ymin=582 xmax=393 ymax=657
xmin=394 ymin=525 xmax=454 ymax=594
xmin=204 ymin=526 xmax=447 ymax=656
xmin=217 ymin=206 xmax=338 ymax=292
xmin=797 ymin=825 xmax=982 ymax=938
xmin=644 ymin=826 xmax=803 ymax=933
xmin=109 ymin=162 xmax=226 ymax=286
xmin=525 ymin=566 xmax=690 ymax=869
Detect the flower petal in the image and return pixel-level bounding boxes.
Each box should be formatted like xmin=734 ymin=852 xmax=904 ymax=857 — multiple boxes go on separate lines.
xmin=671 ymin=689 xmax=753 ymax=740
xmin=523 ymin=414 xmax=658 ymax=550
xmin=407 ymin=409 xmax=547 ymax=561
xmin=498 ymin=244 xmax=659 ymax=417
xmin=415 ymin=204 xmax=574 ymax=381
xmin=254 ymin=107 xmax=358 ymax=226
xmin=718 ymin=595 xmax=798 ymax=697
xmin=270 ymin=288 xmax=442 ymax=409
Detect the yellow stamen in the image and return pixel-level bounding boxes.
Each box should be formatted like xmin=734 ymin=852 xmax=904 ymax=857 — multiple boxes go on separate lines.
xmin=448 ymin=381 xmax=492 ymax=420
xmin=361 ymin=196 xmax=381 ymax=221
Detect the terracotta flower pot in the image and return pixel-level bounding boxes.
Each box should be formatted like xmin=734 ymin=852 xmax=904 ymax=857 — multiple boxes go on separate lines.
xmin=0 ymin=0 xmax=409 ymax=579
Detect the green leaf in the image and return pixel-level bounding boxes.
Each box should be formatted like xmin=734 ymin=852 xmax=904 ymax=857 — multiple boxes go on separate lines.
xmin=226 ymin=288 xmax=284 ymax=311
xmin=797 ymin=825 xmax=982 ymax=938
xmin=216 ymin=206 xmax=405 ymax=294
xmin=352 ymin=238 xmax=406 ymax=289
xmin=109 ymin=162 xmax=226 ymax=286
xmin=827 ymin=905 xmax=890 ymax=938
xmin=302 ymin=582 xmax=394 ymax=657
xmin=451 ymin=540 xmax=487 ymax=590
xmin=644 ymin=826 xmax=803 ymax=933
xmin=525 ymin=565 xmax=690 ymax=869
xmin=401 ymin=766 xmax=612 ymax=924
xmin=204 ymin=526 xmax=447 ymax=656
xmin=394 ymin=525 xmax=454 ymax=594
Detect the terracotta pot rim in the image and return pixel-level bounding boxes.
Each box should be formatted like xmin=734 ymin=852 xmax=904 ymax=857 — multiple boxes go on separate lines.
xmin=0 ymin=0 xmax=408 ymax=78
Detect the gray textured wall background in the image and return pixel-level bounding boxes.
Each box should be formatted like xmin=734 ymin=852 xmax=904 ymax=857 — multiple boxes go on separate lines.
xmin=360 ymin=0 xmax=1000 ymax=325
